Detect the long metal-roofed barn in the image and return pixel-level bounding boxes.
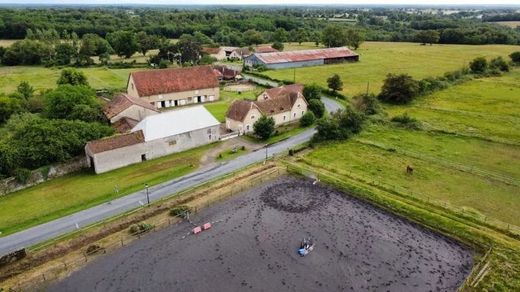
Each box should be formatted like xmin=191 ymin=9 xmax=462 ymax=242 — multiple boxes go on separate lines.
xmin=244 ymin=47 xmax=359 ymax=69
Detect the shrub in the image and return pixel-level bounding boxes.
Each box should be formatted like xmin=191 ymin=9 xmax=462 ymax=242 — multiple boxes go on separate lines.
xmin=351 ymin=93 xmax=381 ymax=115
xmin=469 ymin=57 xmax=488 ymax=74
xmin=253 ymin=115 xmax=275 ymax=140
xmin=85 ymin=244 xmax=102 ymax=255
xmin=490 ymin=57 xmax=510 ymax=72
xmin=313 ymin=107 xmax=364 ymax=142
xmin=308 ymin=99 xmax=325 ymax=118
xmin=272 ymin=41 xmax=284 ymax=51
xmin=14 ymin=168 xmax=32 ymax=184
xmin=169 ymin=205 xmax=192 ymax=218
xmin=378 ymin=74 xmax=419 ymax=104
xmin=391 ymin=113 xmax=422 ymax=130
xmin=509 ymin=51 xmax=520 ymax=65
xmin=300 ymin=111 xmax=316 ymax=127
xmin=129 ymin=222 xmax=153 ymax=235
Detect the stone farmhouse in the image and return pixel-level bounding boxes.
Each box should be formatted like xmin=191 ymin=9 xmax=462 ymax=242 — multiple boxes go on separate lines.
xmin=225 ymin=84 xmax=308 ymax=134
xmin=127 ymin=66 xmax=219 ymax=109
xmin=244 ymin=47 xmax=359 ymax=69
xmin=86 ymin=106 xmax=220 ymax=174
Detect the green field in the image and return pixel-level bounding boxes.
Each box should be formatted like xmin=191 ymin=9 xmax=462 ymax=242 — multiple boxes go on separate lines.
xmin=0 ymin=66 xmax=142 ymax=94
xmin=302 ymin=69 xmax=520 ymax=229
xmin=264 ymin=41 xmax=520 ymax=96
xmin=205 ymin=86 xmax=262 ymax=122
xmin=0 ymin=143 xmax=214 ymax=236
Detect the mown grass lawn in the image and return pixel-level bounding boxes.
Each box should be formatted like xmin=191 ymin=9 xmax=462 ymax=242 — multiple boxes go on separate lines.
xmin=0 ymin=143 xmax=214 ymax=236
xmin=205 ymin=86 xmax=262 ymax=122
xmin=0 ymin=66 xmax=143 ymax=94
xmin=263 ymin=41 xmax=519 ymax=96
xmin=302 ymin=70 xmax=520 ymax=228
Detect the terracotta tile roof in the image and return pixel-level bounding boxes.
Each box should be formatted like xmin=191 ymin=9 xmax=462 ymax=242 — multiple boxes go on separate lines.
xmin=262 ymin=84 xmax=304 ymax=100
xmin=213 ymin=69 xmax=224 ymax=78
xmin=86 ymin=130 xmax=144 ymax=154
xmin=226 ymin=100 xmax=258 ymax=122
xmin=202 ymin=47 xmax=221 ymax=54
xmin=214 ymin=65 xmax=240 ymax=79
xmin=254 ymin=93 xmax=300 ymax=116
xmin=130 ymin=66 xmax=219 ymax=97
xmin=253 ymin=47 xmax=358 ymax=64
xmin=255 ymin=46 xmax=279 ymax=54
xmin=113 ymin=117 xmax=139 ymax=133
xmin=226 ymin=85 xmax=306 ymax=122
xmin=103 ymin=93 xmax=157 ymax=120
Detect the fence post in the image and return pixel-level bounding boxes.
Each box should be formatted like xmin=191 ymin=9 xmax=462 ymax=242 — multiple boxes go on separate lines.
xmin=120 ymin=237 xmax=124 ymax=247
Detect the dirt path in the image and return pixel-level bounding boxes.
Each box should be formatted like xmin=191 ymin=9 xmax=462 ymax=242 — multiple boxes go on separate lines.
xmin=52 ymin=176 xmax=472 ymax=292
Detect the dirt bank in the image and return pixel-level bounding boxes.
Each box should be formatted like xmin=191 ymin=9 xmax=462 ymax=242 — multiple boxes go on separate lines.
xmin=52 ymin=176 xmax=473 ymax=291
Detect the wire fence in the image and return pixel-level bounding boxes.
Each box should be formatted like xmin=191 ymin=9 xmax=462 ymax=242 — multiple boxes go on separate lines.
xmin=6 ymin=166 xmax=283 ymax=291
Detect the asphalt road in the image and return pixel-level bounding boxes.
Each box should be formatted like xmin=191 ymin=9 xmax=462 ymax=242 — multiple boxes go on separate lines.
xmin=0 ymin=97 xmax=343 ymax=256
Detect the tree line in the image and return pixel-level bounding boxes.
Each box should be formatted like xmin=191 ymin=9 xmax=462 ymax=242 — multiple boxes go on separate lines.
xmin=0 ymin=7 xmax=518 ymax=47
xmin=0 ymin=69 xmax=113 ymax=180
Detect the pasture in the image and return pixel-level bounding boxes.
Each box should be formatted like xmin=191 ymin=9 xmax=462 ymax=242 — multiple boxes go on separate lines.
xmin=302 ymin=70 xmax=520 ymax=228
xmin=0 ymin=66 xmax=141 ymax=94
xmin=263 ymin=41 xmax=519 ymax=96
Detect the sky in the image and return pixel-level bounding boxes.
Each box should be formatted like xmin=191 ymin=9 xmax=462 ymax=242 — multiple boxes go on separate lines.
xmin=0 ymin=0 xmax=519 ymax=6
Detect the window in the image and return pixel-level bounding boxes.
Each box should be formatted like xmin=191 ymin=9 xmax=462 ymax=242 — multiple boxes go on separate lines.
xmin=161 ymin=101 xmax=166 ymax=108
xmin=246 ymin=125 xmax=250 ymax=131
xmin=131 ymin=83 xmax=134 ymax=90
xmin=251 ymin=115 xmax=255 ymax=120
xmin=141 ymin=154 xmax=147 ymax=161
xmin=297 ymin=104 xmax=301 ymax=108
xmin=293 ymin=113 xmax=296 ymax=118
xmin=283 ymin=115 xmax=286 ymax=121
xmin=302 ymin=111 xmax=304 ymax=116
xmin=168 ymin=140 xmax=177 ymax=146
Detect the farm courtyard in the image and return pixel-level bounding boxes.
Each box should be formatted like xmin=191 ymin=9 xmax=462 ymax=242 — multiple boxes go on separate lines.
xmin=52 ymin=176 xmax=473 ymax=291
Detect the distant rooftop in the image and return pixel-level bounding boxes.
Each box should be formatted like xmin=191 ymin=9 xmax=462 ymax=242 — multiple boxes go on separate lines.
xmin=253 ymin=47 xmax=358 ymax=64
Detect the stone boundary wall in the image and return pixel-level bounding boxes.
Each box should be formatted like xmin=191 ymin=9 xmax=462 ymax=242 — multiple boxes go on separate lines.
xmin=0 ymin=157 xmax=87 ymax=196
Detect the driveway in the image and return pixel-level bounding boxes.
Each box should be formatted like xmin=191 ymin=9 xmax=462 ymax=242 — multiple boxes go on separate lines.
xmin=0 ymin=93 xmax=344 ymax=256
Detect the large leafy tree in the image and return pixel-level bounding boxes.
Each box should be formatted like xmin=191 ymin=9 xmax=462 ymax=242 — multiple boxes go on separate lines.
xmin=346 ymin=29 xmax=365 ymax=50
xmin=327 ymin=74 xmax=343 ymax=92
xmin=57 ymin=68 xmax=89 ymax=86
xmin=303 ymin=84 xmax=322 ymax=101
xmin=243 ymin=29 xmax=265 ymax=46
xmin=308 ymin=99 xmax=325 ymax=118
xmin=415 ymin=30 xmax=440 ymax=45
xmin=43 ymin=84 xmax=104 ymax=122
xmin=321 ymin=25 xmax=347 ymax=48
xmin=378 ymin=73 xmax=420 ymax=104
xmin=172 ymin=34 xmax=203 ymax=65
xmin=55 ymin=42 xmax=77 ymax=65
xmin=0 ymin=113 xmax=113 ymax=174
xmin=107 ymin=31 xmax=139 ymax=58
xmin=253 ymin=116 xmax=275 ymax=140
